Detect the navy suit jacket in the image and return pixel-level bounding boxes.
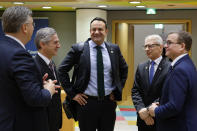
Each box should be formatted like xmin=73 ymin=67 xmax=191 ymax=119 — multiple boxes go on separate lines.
xmin=155 ymin=54 xmax=197 ymax=131
xmin=34 ymin=54 xmax=62 ymax=131
xmin=58 ymin=38 xmax=128 ymax=101
xmin=0 ymin=36 xmax=51 ymax=131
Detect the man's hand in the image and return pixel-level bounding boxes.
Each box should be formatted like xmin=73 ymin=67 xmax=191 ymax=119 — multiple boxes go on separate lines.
xmin=144 ymin=116 xmax=154 ymax=125
xmin=138 ymin=108 xmax=149 ymax=120
xmin=109 ymin=93 xmax=115 ymax=101
xmin=42 ymin=73 xmax=48 ymax=84
xmin=43 ymin=79 xmax=60 ymax=96
xmin=73 ymin=93 xmax=88 ymax=106
xmin=148 ymin=102 xmax=159 ymax=117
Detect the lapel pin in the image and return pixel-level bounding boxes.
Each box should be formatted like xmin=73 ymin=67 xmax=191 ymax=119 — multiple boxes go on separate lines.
xmin=145 ymin=66 xmax=148 ymax=70
xmin=159 ymin=67 xmax=162 ymax=70
xmin=110 ymin=50 xmax=114 ymax=53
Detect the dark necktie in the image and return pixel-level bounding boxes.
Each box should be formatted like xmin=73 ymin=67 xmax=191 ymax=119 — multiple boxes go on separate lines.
xmin=149 ymin=61 xmax=155 ymax=84
xmin=96 ymin=46 xmax=105 ymax=100
xmin=49 ymin=61 xmax=57 ymax=79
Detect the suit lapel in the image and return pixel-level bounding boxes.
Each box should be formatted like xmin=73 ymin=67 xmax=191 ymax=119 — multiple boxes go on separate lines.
xmin=82 ymin=40 xmax=91 ymax=77
xmin=151 ymin=58 xmax=165 ymax=84
xmin=145 ymin=61 xmax=150 ymax=86
xmin=105 ymin=42 xmax=115 ymax=75
xmin=35 ymin=55 xmax=56 ymax=80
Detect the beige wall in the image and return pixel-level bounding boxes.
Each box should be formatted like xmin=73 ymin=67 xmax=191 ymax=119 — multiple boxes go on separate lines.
xmin=107 ymin=10 xmax=197 ymax=67
xmin=1 ymin=10 xmax=197 ymax=66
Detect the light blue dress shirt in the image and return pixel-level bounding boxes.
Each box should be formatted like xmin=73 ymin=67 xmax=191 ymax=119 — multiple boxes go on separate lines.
xmin=84 ymin=40 xmax=115 ymax=96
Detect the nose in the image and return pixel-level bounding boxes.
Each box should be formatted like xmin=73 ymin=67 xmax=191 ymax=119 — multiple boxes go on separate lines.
xmin=145 ymin=46 xmax=149 ymax=51
xmin=95 ymin=29 xmax=99 ymax=34
xmin=164 ymin=44 xmax=168 ymax=48
xmin=57 ymin=43 xmax=61 ymax=48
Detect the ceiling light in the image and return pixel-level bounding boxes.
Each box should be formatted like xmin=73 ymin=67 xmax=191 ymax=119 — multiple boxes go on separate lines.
xmin=97 ymin=5 xmax=107 ymax=8
xmin=155 ymin=24 xmax=163 ymax=29
xmin=146 ymin=8 xmax=156 ymax=14
xmin=13 ymin=2 xmax=24 ymax=5
xmin=42 ymin=6 xmax=52 ymax=9
xmin=129 ymin=1 xmax=141 ymax=4
xmin=136 ymin=5 xmax=145 ymax=8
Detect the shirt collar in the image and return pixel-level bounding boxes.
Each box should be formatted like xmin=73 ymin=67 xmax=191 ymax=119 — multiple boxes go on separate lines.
xmin=150 ymin=56 xmax=162 ymax=65
xmin=89 ymin=40 xmax=105 ymax=49
xmin=38 ymin=52 xmax=51 ymax=65
xmin=171 ymin=53 xmax=188 ymax=67
xmin=5 ymin=34 xmax=26 ymax=49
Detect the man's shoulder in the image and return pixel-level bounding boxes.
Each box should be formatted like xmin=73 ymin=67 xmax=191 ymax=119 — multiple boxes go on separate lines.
xmin=72 ymin=42 xmax=84 ymax=52
xmin=138 ymin=60 xmax=149 ymax=67
xmin=105 ymin=42 xmax=118 ymax=47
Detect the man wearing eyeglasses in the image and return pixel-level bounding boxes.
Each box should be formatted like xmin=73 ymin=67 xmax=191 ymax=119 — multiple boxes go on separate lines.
xmin=132 ymin=34 xmax=170 ymax=131
xmin=148 ymin=31 xmax=197 ymax=131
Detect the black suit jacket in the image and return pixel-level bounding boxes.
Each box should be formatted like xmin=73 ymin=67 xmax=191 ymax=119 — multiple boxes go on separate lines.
xmin=132 ymin=57 xmax=170 ymax=127
xmin=34 ymin=55 xmax=62 ymax=131
xmin=58 ymin=39 xmax=128 ymax=101
xmin=0 ymin=36 xmax=51 ymax=131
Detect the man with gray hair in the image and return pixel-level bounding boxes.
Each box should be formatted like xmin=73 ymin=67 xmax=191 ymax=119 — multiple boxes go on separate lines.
xmin=132 ymin=34 xmax=170 ymax=131
xmin=0 ymin=6 xmax=59 ymax=131
xmin=34 ymin=27 xmax=62 ymax=131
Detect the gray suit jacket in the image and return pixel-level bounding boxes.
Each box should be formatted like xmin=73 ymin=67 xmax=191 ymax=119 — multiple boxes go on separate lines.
xmin=132 ymin=57 xmax=171 ymax=127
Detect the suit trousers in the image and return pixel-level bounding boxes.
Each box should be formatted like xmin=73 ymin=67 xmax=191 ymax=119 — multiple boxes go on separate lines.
xmin=76 ymin=96 xmax=117 ymax=131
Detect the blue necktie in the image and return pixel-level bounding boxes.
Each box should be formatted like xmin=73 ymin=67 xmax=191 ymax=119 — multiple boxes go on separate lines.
xmin=149 ymin=61 xmax=155 ymax=84
xmin=96 ymin=46 xmax=105 ymax=100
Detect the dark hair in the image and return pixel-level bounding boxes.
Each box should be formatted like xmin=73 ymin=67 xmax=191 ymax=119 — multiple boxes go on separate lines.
xmin=2 ymin=6 xmax=32 ymax=33
xmin=90 ymin=17 xmax=107 ymax=29
xmin=168 ymin=31 xmax=192 ymax=51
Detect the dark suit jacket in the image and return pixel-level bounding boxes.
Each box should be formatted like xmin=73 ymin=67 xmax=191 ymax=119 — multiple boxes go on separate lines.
xmin=0 ymin=36 xmax=51 ymax=131
xmin=58 ymin=38 xmax=128 ymax=101
xmin=155 ymin=55 xmax=197 ymax=131
xmin=132 ymin=57 xmax=170 ymax=127
xmin=34 ymin=55 xmax=62 ymax=131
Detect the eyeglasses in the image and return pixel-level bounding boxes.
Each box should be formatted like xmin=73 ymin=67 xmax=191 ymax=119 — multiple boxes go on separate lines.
xmin=143 ymin=44 xmax=160 ymax=49
xmin=165 ymin=41 xmax=179 ymax=46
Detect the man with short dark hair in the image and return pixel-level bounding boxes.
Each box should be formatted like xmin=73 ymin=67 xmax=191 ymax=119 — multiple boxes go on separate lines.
xmin=0 ymin=6 xmax=58 ymax=131
xmin=149 ymin=31 xmax=197 ymax=131
xmin=132 ymin=34 xmax=170 ymax=131
xmin=58 ymin=17 xmax=128 ymax=131
xmin=34 ymin=27 xmax=62 ymax=131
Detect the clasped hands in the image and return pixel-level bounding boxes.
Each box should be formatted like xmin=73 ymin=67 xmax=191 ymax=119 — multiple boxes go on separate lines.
xmin=138 ymin=102 xmax=159 ymax=126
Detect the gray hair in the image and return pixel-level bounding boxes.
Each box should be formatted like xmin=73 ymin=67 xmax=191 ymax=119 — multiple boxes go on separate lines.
xmin=35 ymin=27 xmax=57 ymax=50
xmin=145 ymin=34 xmax=163 ymax=45
xmin=2 ymin=6 xmax=32 ymax=33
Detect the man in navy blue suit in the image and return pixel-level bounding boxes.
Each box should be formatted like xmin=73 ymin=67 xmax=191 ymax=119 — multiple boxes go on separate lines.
xmin=148 ymin=31 xmax=197 ymax=131
xmin=0 ymin=6 xmax=59 ymax=131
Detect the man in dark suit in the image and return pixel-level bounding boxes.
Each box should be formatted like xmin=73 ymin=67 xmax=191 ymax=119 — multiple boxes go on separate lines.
xmin=58 ymin=17 xmax=128 ymax=131
xmin=0 ymin=6 xmax=59 ymax=131
xmin=149 ymin=31 xmax=197 ymax=131
xmin=34 ymin=27 xmax=62 ymax=131
xmin=132 ymin=34 xmax=170 ymax=131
